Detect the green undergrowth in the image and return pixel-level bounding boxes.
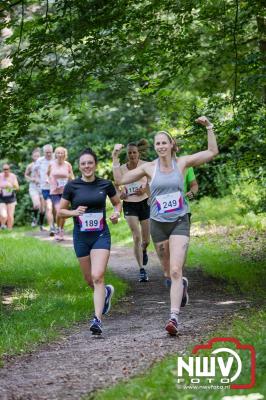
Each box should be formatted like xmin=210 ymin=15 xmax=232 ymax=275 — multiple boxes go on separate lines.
xmin=187 ymin=235 xmax=266 ymax=295
xmin=88 ymin=310 xmax=266 ymax=400
xmin=0 ymin=235 xmax=127 ymax=362
xmin=191 ymin=196 xmax=266 ymax=231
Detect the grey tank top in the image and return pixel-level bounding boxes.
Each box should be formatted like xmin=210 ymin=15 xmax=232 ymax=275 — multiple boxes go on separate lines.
xmin=149 ymin=158 xmax=188 ymax=222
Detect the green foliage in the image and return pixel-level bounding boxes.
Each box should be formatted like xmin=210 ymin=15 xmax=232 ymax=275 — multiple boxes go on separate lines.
xmin=0 ymin=0 xmax=265 ymax=152
xmin=0 ymin=0 xmax=265 ymax=224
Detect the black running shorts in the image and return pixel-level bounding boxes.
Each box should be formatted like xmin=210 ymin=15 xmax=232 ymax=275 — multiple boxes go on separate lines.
xmin=123 ymin=198 xmax=150 ymax=221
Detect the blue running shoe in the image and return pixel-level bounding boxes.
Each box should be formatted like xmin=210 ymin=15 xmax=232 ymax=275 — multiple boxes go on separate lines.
xmin=142 ymin=250 xmax=148 ymax=266
xmin=102 ymin=284 xmax=114 ymax=315
xmin=139 ymin=268 xmax=149 ymax=282
xmin=89 ymin=316 xmax=102 ymax=335
xmin=181 ymin=277 xmax=189 ymax=307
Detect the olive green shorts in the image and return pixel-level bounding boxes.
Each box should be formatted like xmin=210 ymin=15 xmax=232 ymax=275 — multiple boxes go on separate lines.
xmin=150 ymin=213 xmax=190 ymax=243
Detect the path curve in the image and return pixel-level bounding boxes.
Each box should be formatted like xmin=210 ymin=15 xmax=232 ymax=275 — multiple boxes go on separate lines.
xmin=0 ymin=232 xmax=250 ymax=400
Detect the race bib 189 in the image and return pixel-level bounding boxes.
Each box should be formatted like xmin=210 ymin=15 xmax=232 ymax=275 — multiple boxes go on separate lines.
xmin=125 ymin=182 xmax=142 ymax=196
xmin=78 ymin=212 xmax=104 ymax=232
xmin=156 ymin=191 xmax=183 ymax=214
xmin=56 ymin=178 xmax=68 ymax=188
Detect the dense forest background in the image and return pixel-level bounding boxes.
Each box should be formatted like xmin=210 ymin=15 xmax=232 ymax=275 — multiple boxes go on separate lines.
xmin=0 ymin=0 xmax=265 ymax=224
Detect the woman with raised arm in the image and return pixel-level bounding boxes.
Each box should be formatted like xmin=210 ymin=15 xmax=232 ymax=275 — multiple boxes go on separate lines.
xmin=117 ymin=140 xmax=150 ymax=282
xmin=112 ymin=116 xmax=218 ymax=335
xmin=58 ymin=148 xmax=122 ymax=336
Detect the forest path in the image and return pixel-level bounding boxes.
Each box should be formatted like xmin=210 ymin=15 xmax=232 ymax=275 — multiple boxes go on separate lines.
xmin=0 ymin=231 xmax=251 ymax=400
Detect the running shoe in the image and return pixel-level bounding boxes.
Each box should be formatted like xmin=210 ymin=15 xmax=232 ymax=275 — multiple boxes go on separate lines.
xmin=59 ymin=229 xmax=64 ymax=241
xmin=89 ymin=316 xmax=102 ymax=335
xmin=39 ymin=225 xmax=45 ymax=231
xmin=142 ymin=250 xmax=148 ymax=266
xmin=165 ymin=318 xmax=178 ymax=335
xmin=102 ymin=284 xmax=114 ymax=315
xmin=55 ymin=229 xmax=64 ymax=242
xmin=181 ymin=277 xmax=189 ymax=307
xmin=54 ymin=232 xmax=60 ymax=241
xmin=164 ymin=277 xmax=171 ymax=289
xmin=31 ymin=218 xmax=37 ymax=227
xmin=139 ymin=268 xmax=149 ymax=282
xmin=49 ymin=226 xmax=56 ymax=237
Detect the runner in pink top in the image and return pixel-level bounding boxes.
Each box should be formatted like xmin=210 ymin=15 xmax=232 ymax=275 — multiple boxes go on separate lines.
xmin=47 ymin=147 xmax=74 ymax=241
xmin=0 ymin=164 xmax=19 ymax=229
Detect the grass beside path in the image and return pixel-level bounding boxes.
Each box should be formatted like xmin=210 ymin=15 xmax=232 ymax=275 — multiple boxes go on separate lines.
xmin=0 ymin=234 xmax=127 ymax=362
xmin=89 ymin=310 xmax=266 ymax=400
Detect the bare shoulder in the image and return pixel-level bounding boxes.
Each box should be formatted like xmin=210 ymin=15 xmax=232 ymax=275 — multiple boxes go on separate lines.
xmin=142 ymin=160 xmax=156 ymax=178
xmin=176 ymin=156 xmax=187 ymax=174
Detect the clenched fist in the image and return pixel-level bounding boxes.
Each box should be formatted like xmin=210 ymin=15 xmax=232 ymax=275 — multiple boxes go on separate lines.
xmin=112 ymin=144 xmax=124 ymax=159
xmin=195 ymin=116 xmax=212 ymax=127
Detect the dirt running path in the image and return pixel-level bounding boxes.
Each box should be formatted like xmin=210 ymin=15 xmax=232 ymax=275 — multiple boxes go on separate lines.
xmin=0 ymin=232 xmax=251 ymax=400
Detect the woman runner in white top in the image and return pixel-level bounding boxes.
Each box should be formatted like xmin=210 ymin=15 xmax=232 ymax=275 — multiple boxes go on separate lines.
xmin=112 ymin=116 xmax=218 ymax=335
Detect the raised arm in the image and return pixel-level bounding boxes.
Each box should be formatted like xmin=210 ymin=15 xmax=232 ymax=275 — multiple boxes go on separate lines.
xmin=181 ymin=116 xmax=219 ymax=169
xmin=112 ymin=144 xmax=147 ymax=185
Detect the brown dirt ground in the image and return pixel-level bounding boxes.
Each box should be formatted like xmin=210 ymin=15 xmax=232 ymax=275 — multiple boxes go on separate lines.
xmin=0 ymin=231 xmax=253 ymax=400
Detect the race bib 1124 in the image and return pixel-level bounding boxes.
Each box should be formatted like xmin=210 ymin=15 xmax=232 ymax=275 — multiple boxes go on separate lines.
xmin=78 ymin=212 xmax=104 ymax=232
xmin=125 ymin=182 xmax=142 ymax=196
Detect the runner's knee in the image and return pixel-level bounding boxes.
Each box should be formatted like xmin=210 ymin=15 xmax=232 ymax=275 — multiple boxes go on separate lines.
xmin=84 ymin=274 xmax=93 ymax=288
xmin=92 ymin=272 xmax=104 ymax=285
xmin=133 ymin=232 xmax=141 ymax=245
xmin=170 ymin=268 xmax=182 ymax=281
xmin=142 ymin=239 xmax=150 ymax=249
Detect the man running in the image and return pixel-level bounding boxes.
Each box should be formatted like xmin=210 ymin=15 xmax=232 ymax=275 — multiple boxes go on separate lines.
xmin=24 ymin=148 xmax=42 ymax=227
xmin=35 ymin=144 xmax=55 ymax=235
